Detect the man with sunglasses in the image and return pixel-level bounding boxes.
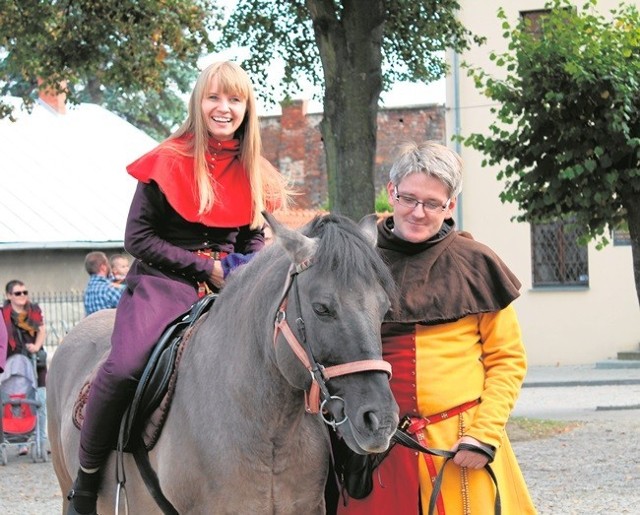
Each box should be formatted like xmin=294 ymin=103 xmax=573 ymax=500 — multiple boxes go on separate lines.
xmin=332 ymin=141 xmax=535 ymax=514
xmin=2 ymin=280 xmax=48 ymax=455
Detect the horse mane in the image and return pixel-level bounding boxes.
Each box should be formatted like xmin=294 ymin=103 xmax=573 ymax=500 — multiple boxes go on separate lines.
xmin=220 ymin=213 xmax=398 ymax=315
xmin=301 ymin=214 xmax=397 ymax=299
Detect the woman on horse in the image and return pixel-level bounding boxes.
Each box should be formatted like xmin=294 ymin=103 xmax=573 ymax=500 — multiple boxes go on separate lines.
xmin=67 ymin=61 xmax=290 ymax=515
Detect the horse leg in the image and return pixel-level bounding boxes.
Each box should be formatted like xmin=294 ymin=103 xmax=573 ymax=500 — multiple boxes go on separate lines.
xmin=49 ymin=426 xmax=73 ymax=513
xmin=46 ymin=355 xmax=75 ymax=513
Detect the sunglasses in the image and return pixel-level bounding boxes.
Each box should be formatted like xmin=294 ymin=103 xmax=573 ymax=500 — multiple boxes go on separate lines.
xmin=11 ymin=290 xmax=28 ymax=296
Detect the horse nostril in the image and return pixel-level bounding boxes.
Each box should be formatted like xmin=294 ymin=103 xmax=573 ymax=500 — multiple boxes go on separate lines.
xmin=364 ymin=411 xmax=380 ymax=431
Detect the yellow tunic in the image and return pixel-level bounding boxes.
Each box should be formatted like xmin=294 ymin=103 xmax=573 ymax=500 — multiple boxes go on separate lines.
xmin=414 ymin=308 xmax=536 ymax=514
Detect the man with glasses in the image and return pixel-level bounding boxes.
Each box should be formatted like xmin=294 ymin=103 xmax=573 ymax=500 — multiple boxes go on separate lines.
xmin=332 ymin=141 xmax=535 ymax=514
xmin=1 ymin=279 xmax=48 ymax=455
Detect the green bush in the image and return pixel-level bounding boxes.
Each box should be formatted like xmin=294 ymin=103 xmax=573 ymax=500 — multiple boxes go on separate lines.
xmin=375 ymin=188 xmax=392 ymax=213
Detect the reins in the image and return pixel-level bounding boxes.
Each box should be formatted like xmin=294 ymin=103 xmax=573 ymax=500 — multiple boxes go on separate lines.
xmin=273 ymin=261 xmax=392 ymax=429
xmin=391 ymin=429 xmax=501 ymax=515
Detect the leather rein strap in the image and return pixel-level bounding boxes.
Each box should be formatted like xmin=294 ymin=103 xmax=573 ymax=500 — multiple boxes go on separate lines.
xmin=273 ymin=261 xmax=392 ymax=416
xmin=392 ymin=430 xmax=501 ymax=515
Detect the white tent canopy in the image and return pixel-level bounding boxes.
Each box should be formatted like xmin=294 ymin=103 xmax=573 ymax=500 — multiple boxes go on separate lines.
xmin=0 ymin=97 xmax=157 ymax=249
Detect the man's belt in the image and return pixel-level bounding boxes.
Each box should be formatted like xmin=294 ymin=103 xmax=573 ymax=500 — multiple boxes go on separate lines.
xmin=402 ymin=399 xmax=481 ymax=515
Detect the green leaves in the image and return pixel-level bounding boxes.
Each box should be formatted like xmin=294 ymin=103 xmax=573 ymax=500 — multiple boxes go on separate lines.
xmin=219 ymin=0 xmax=479 ymax=102
xmin=0 ymin=0 xmax=220 ymax=129
xmin=462 ymin=0 xmax=640 ymax=252
xmin=216 ymin=0 xmax=482 ymax=219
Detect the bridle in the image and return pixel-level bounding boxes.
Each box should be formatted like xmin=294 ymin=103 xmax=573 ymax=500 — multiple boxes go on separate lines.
xmin=273 ymin=260 xmax=392 ymax=430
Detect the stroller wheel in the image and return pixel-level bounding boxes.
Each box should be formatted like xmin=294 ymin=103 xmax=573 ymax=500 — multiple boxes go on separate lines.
xmin=1 ymin=445 xmax=7 ymax=466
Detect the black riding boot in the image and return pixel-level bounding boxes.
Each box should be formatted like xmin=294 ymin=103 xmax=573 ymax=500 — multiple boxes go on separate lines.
xmin=67 ymin=468 xmax=101 ymax=515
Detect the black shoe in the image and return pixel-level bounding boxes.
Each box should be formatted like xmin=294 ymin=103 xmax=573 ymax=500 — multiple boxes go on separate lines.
xmin=67 ymin=468 xmax=100 ymax=515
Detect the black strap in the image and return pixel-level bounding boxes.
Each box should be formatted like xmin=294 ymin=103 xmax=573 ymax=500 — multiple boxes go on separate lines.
xmin=121 ymin=293 xmax=218 ymax=450
xmin=132 ymin=440 xmax=179 ymax=515
xmin=392 ymin=429 xmax=455 ymax=459
xmin=392 ymin=429 xmax=501 ymax=515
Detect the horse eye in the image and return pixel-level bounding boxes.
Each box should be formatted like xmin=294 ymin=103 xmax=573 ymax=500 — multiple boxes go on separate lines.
xmin=312 ymin=303 xmax=333 ymax=317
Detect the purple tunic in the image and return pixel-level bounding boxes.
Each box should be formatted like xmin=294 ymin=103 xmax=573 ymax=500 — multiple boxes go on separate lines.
xmin=80 ymin=181 xmax=264 ymax=469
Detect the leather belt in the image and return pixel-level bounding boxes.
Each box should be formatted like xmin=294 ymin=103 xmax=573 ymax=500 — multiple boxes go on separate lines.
xmin=413 ymin=399 xmax=480 ymax=428
xmin=193 ymin=249 xmax=228 ymax=260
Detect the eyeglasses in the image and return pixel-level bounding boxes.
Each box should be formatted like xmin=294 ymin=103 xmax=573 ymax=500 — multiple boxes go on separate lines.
xmin=393 ymin=187 xmax=451 ymax=213
xmin=11 ymin=290 xmax=28 ymax=296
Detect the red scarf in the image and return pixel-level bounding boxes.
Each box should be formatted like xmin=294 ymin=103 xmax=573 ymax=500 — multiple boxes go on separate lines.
xmin=1 ymin=301 xmax=43 ymax=351
xmin=127 ymin=136 xmax=253 ymax=227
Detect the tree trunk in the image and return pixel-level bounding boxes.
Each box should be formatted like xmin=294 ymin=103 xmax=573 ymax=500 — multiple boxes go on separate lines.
xmin=307 ymin=0 xmax=385 ymax=221
xmin=621 ymin=190 xmax=640 ymax=308
xmin=85 ymin=78 xmax=104 ymax=104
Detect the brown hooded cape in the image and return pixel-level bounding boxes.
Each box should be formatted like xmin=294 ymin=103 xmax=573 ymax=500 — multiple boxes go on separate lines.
xmin=377 ymin=217 xmax=521 ymax=325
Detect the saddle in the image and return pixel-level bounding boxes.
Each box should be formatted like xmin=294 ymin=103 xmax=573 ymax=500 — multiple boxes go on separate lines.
xmin=121 ymin=293 xmax=217 ymax=452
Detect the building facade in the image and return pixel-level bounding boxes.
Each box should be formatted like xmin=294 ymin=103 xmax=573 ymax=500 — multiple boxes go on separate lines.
xmin=446 ymin=0 xmax=639 ymax=365
xmin=261 ymin=100 xmax=445 ymax=208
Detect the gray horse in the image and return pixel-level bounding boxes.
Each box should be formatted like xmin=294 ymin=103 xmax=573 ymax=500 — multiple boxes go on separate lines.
xmin=47 ymin=213 xmax=399 ymax=514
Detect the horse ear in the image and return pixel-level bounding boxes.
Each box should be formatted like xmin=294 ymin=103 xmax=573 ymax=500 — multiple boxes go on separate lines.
xmin=357 ymin=213 xmax=379 ymax=248
xmin=263 ymin=211 xmax=317 ymax=265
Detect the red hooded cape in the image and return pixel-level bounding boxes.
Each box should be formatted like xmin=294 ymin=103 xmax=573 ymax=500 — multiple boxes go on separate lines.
xmin=127 ymin=136 xmax=253 ymax=228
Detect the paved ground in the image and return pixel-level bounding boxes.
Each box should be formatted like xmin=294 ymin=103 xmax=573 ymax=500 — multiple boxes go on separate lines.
xmin=2 ymin=363 xmax=640 ymax=514
xmin=512 ymin=363 xmax=640 ymax=514
xmin=515 ymin=362 xmax=640 ymax=421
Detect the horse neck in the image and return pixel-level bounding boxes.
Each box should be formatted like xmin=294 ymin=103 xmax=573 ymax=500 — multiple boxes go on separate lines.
xmin=200 ymin=258 xmax=311 ymax=426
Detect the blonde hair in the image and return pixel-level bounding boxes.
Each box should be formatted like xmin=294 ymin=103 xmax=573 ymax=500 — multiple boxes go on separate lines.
xmin=168 ymin=61 xmax=289 ymax=228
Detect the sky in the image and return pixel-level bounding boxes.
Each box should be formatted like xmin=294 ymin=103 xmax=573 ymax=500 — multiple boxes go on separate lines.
xmin=204 ymin=1 xmax=447 ymax=115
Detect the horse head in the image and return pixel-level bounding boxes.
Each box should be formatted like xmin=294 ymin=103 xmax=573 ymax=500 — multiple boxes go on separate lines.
xmin=265 ymin=212 xmax=399 ymax=455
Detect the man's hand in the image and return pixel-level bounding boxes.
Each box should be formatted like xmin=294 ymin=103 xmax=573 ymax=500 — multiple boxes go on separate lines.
xmin=451 ymin=436 xmax=490 ymax=469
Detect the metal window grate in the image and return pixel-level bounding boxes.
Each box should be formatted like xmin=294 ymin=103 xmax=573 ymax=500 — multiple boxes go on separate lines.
xmin=30 ymin=291 xmax=85 ymax=355
xmin=531 ymin=221 xmax=589 ymax=287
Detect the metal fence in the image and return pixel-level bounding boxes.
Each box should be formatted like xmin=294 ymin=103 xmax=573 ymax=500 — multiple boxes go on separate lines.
xmin=31 ymin=291 xmax=85 ymax=355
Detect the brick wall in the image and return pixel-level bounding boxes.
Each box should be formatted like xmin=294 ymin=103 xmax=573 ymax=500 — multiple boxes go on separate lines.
xmin=260 ymin=100 xmax=446 ymax=209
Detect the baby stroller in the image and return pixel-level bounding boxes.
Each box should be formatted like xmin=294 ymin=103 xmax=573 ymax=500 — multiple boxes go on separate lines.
xmin=0 ymin=353 xmax=47 ymax=464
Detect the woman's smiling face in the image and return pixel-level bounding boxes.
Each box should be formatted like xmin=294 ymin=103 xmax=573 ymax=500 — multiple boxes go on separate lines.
xmin=201 ymin=76 xmax=247 ymax=141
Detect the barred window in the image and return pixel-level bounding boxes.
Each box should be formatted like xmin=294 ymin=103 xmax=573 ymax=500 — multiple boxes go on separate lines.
xmin=531 ymin=221 xmax=589 ymax=287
